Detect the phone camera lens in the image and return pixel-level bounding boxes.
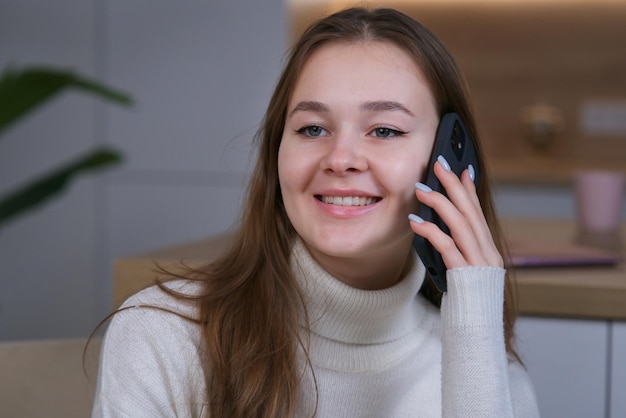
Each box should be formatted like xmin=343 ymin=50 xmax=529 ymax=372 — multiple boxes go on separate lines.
xmin=451 ymin=121 xmax=465 ymax=160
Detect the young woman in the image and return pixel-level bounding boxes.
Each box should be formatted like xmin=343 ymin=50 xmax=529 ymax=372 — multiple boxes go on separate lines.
xmin=92 ymin=7 xmax=539 ymax=417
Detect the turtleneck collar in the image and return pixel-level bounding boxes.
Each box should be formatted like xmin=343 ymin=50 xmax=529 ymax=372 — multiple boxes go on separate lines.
xmin=290 ymin=238 xmax=430 ymax=345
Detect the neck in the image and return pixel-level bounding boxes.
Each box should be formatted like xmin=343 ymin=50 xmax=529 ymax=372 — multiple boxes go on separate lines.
xmin=290 ymin=238 xmax=428 ymax=345
xmin=303 ymin=236 xmax=415 ymax=290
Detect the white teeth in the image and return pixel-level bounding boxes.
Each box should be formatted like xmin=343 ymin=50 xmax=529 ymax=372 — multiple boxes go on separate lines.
xmin=321 ymin=196 xmax=377 ymax=206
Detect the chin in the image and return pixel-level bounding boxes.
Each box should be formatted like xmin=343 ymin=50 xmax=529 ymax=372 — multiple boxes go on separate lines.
xmin=305 ymin=232 xmax=390 ymax=260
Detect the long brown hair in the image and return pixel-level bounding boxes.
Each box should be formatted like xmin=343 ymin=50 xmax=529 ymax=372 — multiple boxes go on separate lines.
xmin=164 ymin=7 xmax=518 ymax=417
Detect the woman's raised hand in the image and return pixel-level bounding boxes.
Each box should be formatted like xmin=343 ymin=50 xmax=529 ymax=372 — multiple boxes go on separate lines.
xmin=409 ymin=156 xmax=503 ymax=270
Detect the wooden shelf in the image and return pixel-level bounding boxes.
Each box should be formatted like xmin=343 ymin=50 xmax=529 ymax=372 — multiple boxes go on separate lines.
xmin=488 ymin=157 xmax=626 ymax=185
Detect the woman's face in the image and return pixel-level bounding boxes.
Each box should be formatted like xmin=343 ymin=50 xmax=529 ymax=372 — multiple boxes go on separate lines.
xmin=278 ymin=41 xmax=439 ymax=289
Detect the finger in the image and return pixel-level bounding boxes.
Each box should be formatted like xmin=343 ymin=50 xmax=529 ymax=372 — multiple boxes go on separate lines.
xmin=413 ymin=179 xmax=486 ymax=267
xmin=458 ymin=166 xmax=501 ymax=255
xmin=417 ymin=159 xmax=503 ymax=267
xmin=433 ymin=161 xmax=481 ymax=228
xmin=450 ymin=165 xmax=503 ymax=267
xmin=420 ymin=162 xmax=489 ymax=265
xmin=459 ymin=167 xmax=504 ymax=266
xmin=460 ymin=164 xmax=481 ymax=208
xmin=457 ymin=167 xmax=502 ymax=266
xmin=408 ymin=214 xmax=468 ymax=269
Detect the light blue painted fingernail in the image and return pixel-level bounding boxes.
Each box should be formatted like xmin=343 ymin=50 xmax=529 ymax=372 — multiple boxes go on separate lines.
xmin=468 ymin=164 xmax=475 ymax=182
xmin=415 ymin=182 xmax=432 ymax=192
xmin=408 ymin=214 xmax=424 ymax=224
xmin=437 ymin=155 xmax=451 ymax=171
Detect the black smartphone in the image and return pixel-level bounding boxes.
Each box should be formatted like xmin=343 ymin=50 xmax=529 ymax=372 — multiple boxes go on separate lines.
xmin=412 ymin=112 xmax=480 ymax=293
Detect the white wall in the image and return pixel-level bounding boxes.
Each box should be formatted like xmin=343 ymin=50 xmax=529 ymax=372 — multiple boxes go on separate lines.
xmin=0 ymin=0 xmax=287 ymax=340
xmin=0 ymin=0 xmax=102 ymax=340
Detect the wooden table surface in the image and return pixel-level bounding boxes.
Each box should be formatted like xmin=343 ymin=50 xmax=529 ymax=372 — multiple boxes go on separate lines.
xmin=501 ymin=219 xmax=625 ymax=320
xmin=114 ymin=218 xmax=626 ymax=320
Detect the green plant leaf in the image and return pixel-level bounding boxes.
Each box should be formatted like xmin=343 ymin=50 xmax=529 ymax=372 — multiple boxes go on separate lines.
xmin=0 ymin=66 xmax=133 ymax=136
xmin=0 ymin=147 xmax=122 ymax=227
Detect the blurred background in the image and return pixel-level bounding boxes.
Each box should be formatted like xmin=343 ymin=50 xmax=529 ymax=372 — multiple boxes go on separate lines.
xmin=1 ymin=1 xmax=625 ymax=416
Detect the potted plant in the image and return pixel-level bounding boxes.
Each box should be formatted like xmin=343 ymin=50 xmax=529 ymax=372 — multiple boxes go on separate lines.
xmin=0 ymin=66 xmax=133 ymax=228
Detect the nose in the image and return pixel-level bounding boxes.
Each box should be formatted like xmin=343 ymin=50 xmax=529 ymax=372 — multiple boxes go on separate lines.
xmin=320 ymin=131 xmax=368 ymax=175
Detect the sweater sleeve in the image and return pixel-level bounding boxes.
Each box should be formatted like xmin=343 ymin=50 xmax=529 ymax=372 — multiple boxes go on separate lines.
xmin=440 ymin=266 xmax=540 ymax=418
xmin=91 ymin=286 xmax=207 ymax=418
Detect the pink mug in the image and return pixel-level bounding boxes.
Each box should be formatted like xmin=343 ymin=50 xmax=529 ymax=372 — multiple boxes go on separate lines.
xmin=575 ymin=170 xmax=625 ymax=234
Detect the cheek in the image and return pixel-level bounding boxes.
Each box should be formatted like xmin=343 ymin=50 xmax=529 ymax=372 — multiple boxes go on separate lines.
xmin=278 ymin=139 xmax=322 ymax=189
xmin=278 ymin=141 xmax=309 ymax=200
xmin=277 ymin=143 xmax=293 ymax=196
xmin=385 ymin=151 xmax=430 ymax=189
xmin=377 ymin=149 xmax=430 ymax=212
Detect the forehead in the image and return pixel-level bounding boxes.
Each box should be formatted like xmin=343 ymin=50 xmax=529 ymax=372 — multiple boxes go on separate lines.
xmin=290 ymin=41 xmax=435 ymax=108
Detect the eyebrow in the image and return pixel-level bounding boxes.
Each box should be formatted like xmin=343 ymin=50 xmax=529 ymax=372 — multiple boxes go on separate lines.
xmin=287 ymin=100 xmax=415 ymax=118
xmin=361 ymin=101 xmax=415 ymax=116
xmin=288 ymin=101 xmax=330 ymax=118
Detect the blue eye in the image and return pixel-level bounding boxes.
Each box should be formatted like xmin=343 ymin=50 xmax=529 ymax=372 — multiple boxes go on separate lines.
xmin=296 ymin=125 xmax=328 ymax=137
xmin=371 ymin=127 xmax=405 ymax=138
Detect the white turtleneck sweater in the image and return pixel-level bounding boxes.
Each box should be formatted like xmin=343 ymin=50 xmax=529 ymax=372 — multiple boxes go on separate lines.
xmin=92 ymin=240 xmax=540 ymax=417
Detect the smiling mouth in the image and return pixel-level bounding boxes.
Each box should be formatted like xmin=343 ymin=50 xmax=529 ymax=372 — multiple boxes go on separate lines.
xmin=316 ymin=195 xmax=381 ymax=206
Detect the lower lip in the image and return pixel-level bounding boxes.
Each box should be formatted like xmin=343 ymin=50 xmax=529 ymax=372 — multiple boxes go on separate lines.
xmin=314 ymin=197 xmax=381 ymax=218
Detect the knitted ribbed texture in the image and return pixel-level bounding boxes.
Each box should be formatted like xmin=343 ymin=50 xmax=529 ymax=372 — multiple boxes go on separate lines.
xmin=441 ymin=267 xmax=514 ymax=418
xmin=291 ymin=239 xmax=429 ymax=343
xmin=291 ymin=239 xmax=438 ymax=374
xmin=442 ymin=266 xmax=505 ymax=329
xmin=92 ymin=245 xmax=540 ymax=417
